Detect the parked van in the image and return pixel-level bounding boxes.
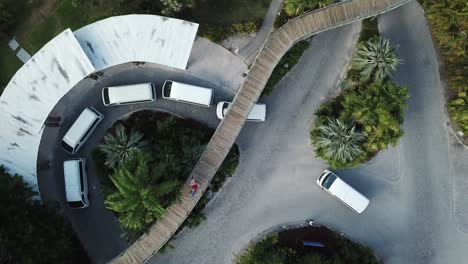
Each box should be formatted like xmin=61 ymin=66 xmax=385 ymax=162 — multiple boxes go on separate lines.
xmin=162 ymin=80 xmax=213 ymax=107
xmin=216 ymin=101 xmax=266 ymax=122
xmin=63 ymin=158 xmax=89 ymax=209
xmin=61 ymin=107 xmax=104 ymax=154
xmin=316 ymin=170 xmax=369 ymax=213
xmin=102 ymin=83 xmax=156 ymax=106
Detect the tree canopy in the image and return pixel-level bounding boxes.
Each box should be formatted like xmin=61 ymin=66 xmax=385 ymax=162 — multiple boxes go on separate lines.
xmin=0 ymin=167 xmax=88 ymax=264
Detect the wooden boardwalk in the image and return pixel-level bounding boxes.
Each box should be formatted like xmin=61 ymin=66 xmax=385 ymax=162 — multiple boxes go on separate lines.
xmin=110 ymin=0 xmax=411 ymax=263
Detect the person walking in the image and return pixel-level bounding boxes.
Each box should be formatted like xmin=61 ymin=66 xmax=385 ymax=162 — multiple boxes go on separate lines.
xmin=190 ymin=178 xmax=199 ymax=197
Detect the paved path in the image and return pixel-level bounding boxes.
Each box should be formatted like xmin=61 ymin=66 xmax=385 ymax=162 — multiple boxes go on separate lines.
xmin=238 ymin=0 xmax=283 ymax=64
xmin=149 ymin=2 xmax=468 ymax=264
xmin=37 ymin=39 xmax=247 ymax=264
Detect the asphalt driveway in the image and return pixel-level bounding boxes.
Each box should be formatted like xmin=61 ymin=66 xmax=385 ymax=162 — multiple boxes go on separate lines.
xmin=148 ymin=2 xmax=468 ymax=264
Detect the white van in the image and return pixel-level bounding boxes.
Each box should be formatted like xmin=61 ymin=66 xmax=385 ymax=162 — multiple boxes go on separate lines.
xmin=102 ymin=83 xmax=156 ymax=106
xmin=63 ymin=158 xmax=89 ymax=209
xmin=61 ymin=107 xmax=104 ymax=154
xmin=216 ymin=101 xmax=266 ymax=122
xmin=316 ymin=170 xmax=369 ymax=214
xmin=162 ymin=80 xmax=213 ymax=107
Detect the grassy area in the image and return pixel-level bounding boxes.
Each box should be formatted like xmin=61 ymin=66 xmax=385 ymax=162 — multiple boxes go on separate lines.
xmin=189 ymin=0 xmax=271 ymax=26
xmin=262 ymin=40 xmax=310 ymax=96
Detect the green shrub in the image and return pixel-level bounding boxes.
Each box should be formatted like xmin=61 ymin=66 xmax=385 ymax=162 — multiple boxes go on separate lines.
xmin=199 ymin=21 xmax=258 ymax=43
xmin=312 ymin=81 xmax=408 ymax=168
xmin=421 ymin=0 xmax=467 ymax=135
xmin=283 ymin=0 xmax=333 ymax=17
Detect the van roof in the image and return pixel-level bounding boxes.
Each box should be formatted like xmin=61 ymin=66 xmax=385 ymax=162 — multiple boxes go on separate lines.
xmin=328 ymin=177 xmax=369 ymax=213
xmin=170 ymin=82 xmax=213 ymax=105
xmin=63 ymin=108 xmax=99 ymax=146
xmin=107 ymin=83 xmax=154 ymax=104
xmin=247 ymin=104 xmax=266 ymax=120
xmin=63 ymin=160 xmax=82 ymax=202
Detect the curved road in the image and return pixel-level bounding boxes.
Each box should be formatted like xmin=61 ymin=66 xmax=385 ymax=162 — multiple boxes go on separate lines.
xmin=37 ymin=39 xmax=248 ymax=263
xmin=149 ymin=2 xmax=468 ymax=264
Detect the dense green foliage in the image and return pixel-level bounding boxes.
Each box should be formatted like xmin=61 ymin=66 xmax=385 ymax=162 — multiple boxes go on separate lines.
xmin=262 ymin=40 xmax=310 ymax=96
xmin=284 ymin=0 xmax=333 ymax=17
xmin=199 ymin=21 xmax=258 ymax=43
xmin=105 ymin=151 xmax=180 ymax=231
xmin=353 ymin=37 xmax=401 ymax=82
xmin=311 ymin=27 xmax=408 ymax=168
xmin=421 ymin=0 xmax=467 ymax=135
xmin=275 ymin=0 xmax=333 ymax=28
xmin=99 ymin=123 xmax=147 ymax=169
xmin=0 ymin=0 xmax=26 ymax=36
xmin=311 ymin=118 xmax=367 ymax=168
xmin=236 ymin=232 xmax=378 ymax=264
xmin=94 ymin=111 xmax=239 ymax=241
xmin=0 ymin=167 xmax=88 ymax=264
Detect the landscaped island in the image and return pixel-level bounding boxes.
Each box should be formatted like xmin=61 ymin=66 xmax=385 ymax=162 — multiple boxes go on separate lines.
xmin=310 ymin=18 xmax=409 ymax=168
xmin=92 ymin=110 xmax=239 ymax=242
xmin=237 ymin=225 xmax=379 ymax=264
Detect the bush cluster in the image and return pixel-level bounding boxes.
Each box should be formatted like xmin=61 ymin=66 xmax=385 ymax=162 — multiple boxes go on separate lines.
xmin=310 ymin=20 xmax=409 ymax=168
xmin=199 ymin=21 xmax=258 ymax=43
xmin=93 ymin=111 xmax=239 ymax=241
xmin=421 ymin=0 xmax=467 ymax=135
xmin=236 ymin=231 xmax=379 ymax=264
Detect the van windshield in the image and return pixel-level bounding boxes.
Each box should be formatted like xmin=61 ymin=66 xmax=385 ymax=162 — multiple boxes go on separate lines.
xmin=163 ymin=82 xmax=172 ymax=97
xmin=322 ymin=173 xmax=337 ymax=190
xmin=61 ymin=141 xmax=74 ymax=153
xmin=69 ymin=201 xmax=84 ymax=208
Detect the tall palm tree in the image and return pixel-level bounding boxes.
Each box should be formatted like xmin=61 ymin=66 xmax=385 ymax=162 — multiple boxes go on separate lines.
xmin=99 ymin=123 xmax=146 ymax=169
xmin=353 ymin=37 xmax=401 ymax=82
xmin=311 ymin=118 xmax=366 ymax=168
xmin=105 ymin=151 xmax=181 ymax=231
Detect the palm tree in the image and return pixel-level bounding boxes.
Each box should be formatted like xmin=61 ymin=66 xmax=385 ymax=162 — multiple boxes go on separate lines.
xmin=105 ymin=151 xmax=181 ymax=231
xmin=99 ymin=123 xmax=146 ymax=169
xmin=353 ymin=37 xmax=401 ymax=82
xmin=311 ymin=118 xmax=366 ymax=168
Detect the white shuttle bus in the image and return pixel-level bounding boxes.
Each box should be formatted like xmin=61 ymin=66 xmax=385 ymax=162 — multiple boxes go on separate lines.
xmin=102 ymin=83 xmax=156 ymax=106
xmin=316 ymin=170 xmax=369 ymax=214
xmin=61 ymin=107 xmax=103 ymax=154
xmin=63 ymin=158 xmax=89 ymax=209
xmin=162 ymin=80 xmax=213 ymax=107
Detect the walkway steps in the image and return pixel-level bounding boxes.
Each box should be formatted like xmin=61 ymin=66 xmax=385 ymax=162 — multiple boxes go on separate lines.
xmin=109 ymin=0 xmax=411 ymax=263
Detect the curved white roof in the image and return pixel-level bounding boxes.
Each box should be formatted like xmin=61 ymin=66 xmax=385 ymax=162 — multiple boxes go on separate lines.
xmin=74 ymin=15 xmax=199 ymax=71
xmin=0 ymin=29 xmax=95 ymax=189
xmin=0 ymin=15 xmax=198 ymax=191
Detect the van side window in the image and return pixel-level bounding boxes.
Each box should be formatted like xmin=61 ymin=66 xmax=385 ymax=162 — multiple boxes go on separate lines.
xmin=80 ymin=118 xmax=99 ymax=142
xmin=163 ymin=82 xmax=172 ymax=97
xmin=78 ymin=161 xmax=84 ymax=192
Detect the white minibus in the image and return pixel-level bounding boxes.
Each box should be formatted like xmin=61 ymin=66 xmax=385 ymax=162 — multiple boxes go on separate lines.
xmin=316 ymin=170 xmax=369 ymax=214
xmin=216 ymin=101 xmax=266 ymax=122
xmin=63 ymin=158 xmax=89 ymax=209
xmin=61 ymin=107 xmax=103 ymax=154
xmin=162 ymin=80 xmax=213 ymax=107
xmin=102 ymin=83 xmax=156 ymax=106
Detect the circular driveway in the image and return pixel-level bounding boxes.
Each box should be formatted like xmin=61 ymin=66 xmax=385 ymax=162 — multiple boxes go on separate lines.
xmin=149 ymin=3 xmax=468 ymax=264
xmin=37 ymin=39 xmax=248 ymax=263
